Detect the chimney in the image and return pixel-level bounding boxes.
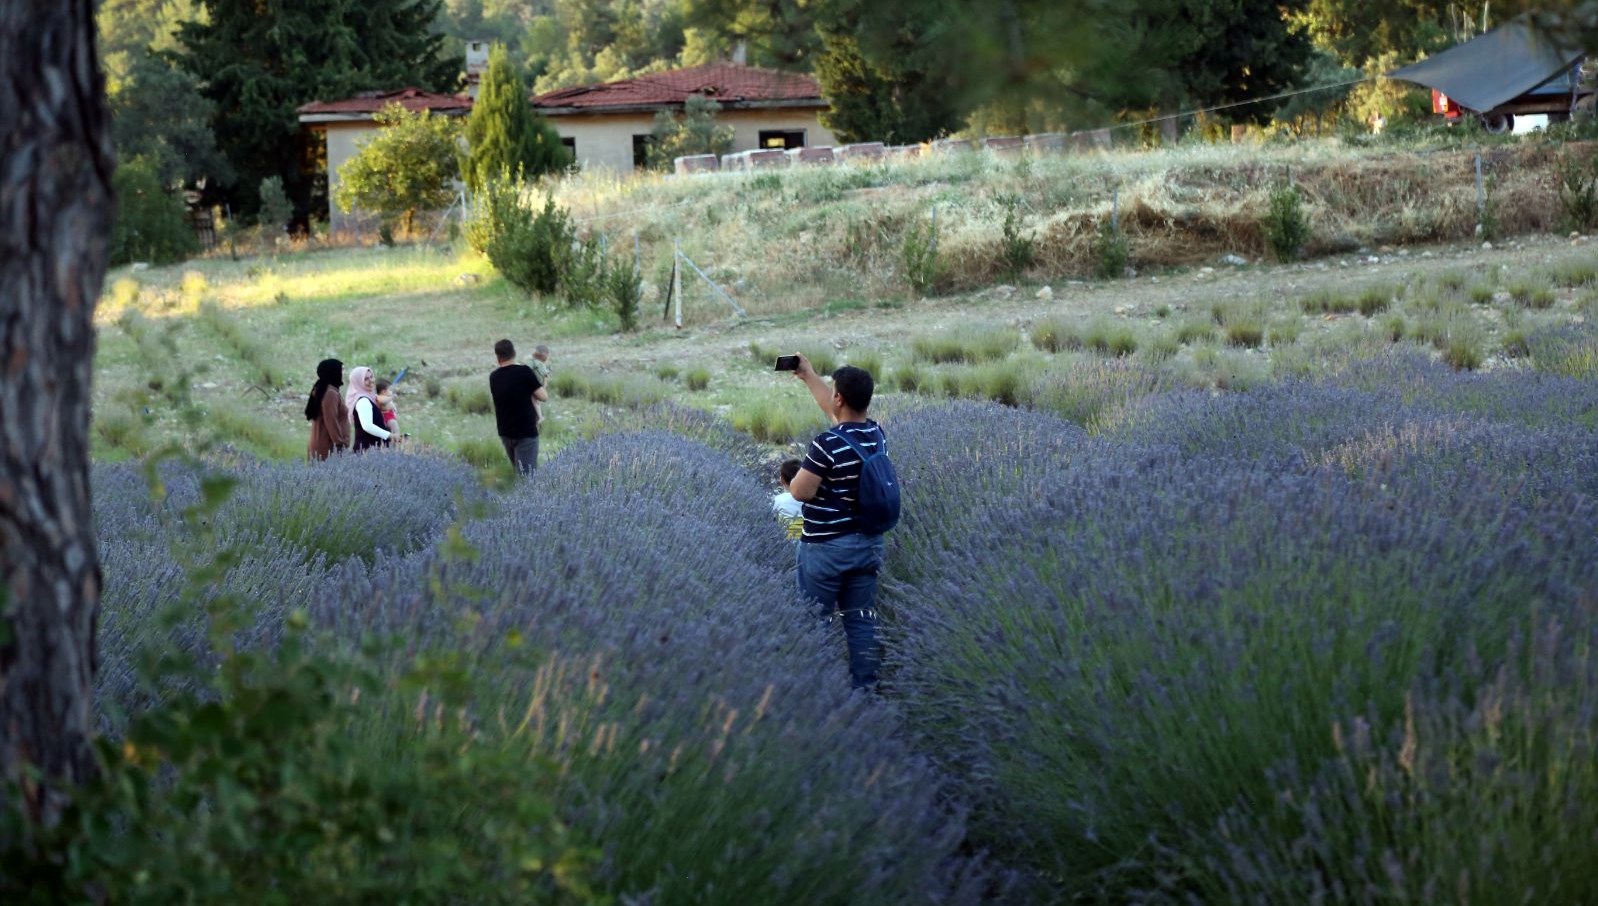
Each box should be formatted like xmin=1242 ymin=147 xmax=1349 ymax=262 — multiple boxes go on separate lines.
xmin=465 ymin=40 xmax=490 ymax=99
xmin=731 ymin=40 xmax=747 ymax=65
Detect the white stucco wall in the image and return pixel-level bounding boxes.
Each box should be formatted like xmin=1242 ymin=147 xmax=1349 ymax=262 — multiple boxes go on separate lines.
xmin=547 ymin=107 xmax=837 ymax=173
xmin=311 ymin=104 xmax=838 ymax=230
xmin=320 ymin=122 xmax=382 ymax=232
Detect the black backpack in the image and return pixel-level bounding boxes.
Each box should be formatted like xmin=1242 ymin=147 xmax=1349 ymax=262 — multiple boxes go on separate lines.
xmin=828 ymin=425 xmax=901 ymax=535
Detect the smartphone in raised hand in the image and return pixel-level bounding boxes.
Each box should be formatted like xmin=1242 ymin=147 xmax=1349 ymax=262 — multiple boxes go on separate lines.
xmin=773 ymin=354 xmax=800 ymax=372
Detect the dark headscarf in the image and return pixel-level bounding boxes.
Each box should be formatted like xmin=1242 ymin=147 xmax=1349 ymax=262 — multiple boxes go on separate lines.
xmin=304 ymin=358 xmax=344 ymax=421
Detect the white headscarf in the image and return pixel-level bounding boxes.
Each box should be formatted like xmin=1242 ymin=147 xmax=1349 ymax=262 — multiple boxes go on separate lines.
xmin=344 ymin=366 xmax=378 ymax=419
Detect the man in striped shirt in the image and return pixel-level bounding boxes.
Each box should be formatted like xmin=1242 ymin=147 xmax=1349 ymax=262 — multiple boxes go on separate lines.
xmin=786 ymin=355 xmax=887 ymax=690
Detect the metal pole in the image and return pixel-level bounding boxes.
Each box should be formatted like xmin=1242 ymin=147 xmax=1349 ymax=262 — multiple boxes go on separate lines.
xmin=677 ymin=250 xmax=748 ymax=317
xmin=672 ymin=239 xmax=683 ymax=329
xmin=633 ymin=231 xmax=640 ymax=277
xmin=1111 ymin=185 xmax=1120 ymax=234
xmin=929 ymin=205 xmax=939 ymax=260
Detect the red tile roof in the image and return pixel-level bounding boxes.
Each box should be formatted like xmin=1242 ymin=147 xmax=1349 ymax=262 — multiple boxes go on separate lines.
xmin=532 ymin=63 xmax=823 ymax=111
xmin=298 ymin=87 xmax=472 ymax=118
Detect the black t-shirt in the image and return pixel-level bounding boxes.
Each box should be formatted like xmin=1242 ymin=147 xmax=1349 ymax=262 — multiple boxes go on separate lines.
xmin=489 ymin=363 xmax=542 ymax=439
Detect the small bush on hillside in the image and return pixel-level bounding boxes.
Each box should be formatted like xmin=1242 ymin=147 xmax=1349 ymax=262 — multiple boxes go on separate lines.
xmin=911 ymin=327 xmax=1021 ymax=364
xmin=607 ymin=256 xmax=643 ymax=331
xmin=257 ymin=176 xmax=293 ymax=236
xmin=998 ymin=197 xmax=1036 ymax=281
xmin=1264 ymin=183 xmax=1311 ymax=262
xmin=1557 ymin=147 xmax=1598 ymax=232
xmin=848 ymin=348 xmax=883 ymax=378
xmin=1356 ymin=286 xmax=1392 ymax=316
xmin=902 ymin=212 xmax=941 ymax=295
xmin=655 ymin=364 xmax=680 ymax=381
xmin=684 ymin=367 xmax=711 ymax=391
xmin=562 ymin=234 xmax=608 ymax=310
xmin=1092 ymin=219 xmax=1128 ymax=279
xmin=1552 ymin=260 xmax=1598 ymax=287
xmin=1301 ymin=289 xmax=1358 ymax=315
xmin=445 ymin=382 xmax=493 ymax=415
xmin=111 ymin=156 xmax=199 ymax=266
xmin=1080 ymin=320 xmax=1138 ymax=357
xmin=468 ymin=182 xmax=573 ymax=297
xmin=1030 ymin=316 xmax=1081 ymax=353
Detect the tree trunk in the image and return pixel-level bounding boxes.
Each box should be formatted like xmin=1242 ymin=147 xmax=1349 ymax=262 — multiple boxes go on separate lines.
xmin=0 ymin=0 xmax=114 ymax=824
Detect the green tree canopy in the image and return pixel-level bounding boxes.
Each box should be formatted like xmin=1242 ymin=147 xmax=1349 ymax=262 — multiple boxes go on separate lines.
xmin=461 ymin=44 xmax=570 ymax=192
xmin=176 ymin=0 xmax=457 ymax=219
xmin=335 ymin=104 xmax=463 ymax=234
xmin=109 ymin=48 xmax=231 ymax=188
xmin=647 ymin=94 xmax=734 ymax=168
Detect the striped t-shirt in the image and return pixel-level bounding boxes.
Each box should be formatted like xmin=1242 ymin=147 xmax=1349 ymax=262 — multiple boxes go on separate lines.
xmin=798 ymin=421 xmax=886 ymax=542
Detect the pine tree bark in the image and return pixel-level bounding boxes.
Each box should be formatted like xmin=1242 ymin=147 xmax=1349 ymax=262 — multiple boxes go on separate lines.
xmin=0 ymin=0 xmax=114 ymax=823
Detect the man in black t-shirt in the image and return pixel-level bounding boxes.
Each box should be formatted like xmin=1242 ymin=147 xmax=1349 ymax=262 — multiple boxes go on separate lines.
xmin=488 ymin=338 xmax=548 ymax=476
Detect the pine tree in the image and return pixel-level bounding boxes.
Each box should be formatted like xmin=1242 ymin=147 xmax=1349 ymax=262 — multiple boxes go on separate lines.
xmin=813 ymin=6 xmax=966 ymax=144
xmin=175 ymin=0 xmax=456 ymax=219
xmin=461 ymin=44 xmax=571 ymax=193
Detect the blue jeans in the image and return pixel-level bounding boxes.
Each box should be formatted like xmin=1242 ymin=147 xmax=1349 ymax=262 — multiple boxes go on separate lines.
xmin=796 ymin=533 xmax=885 ymax=689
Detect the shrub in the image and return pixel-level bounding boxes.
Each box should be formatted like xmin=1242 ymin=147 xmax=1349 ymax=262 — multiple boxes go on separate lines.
xmin=1092 ymin=219 xmax=1128 ymax=279
xmin=683 ymin=366 xmax=711 ymax=391
xmin=561 ymin=234 xmax=609 ymax=310
xmin=847 ymin=348 xmax=883 ymax=378
xmin=1356 ymin=285 xmax=1392 ymax=316
xmin=1024 ymin=358 xmax=1169 ymax=430
xmin=1214 ymin=300 xmax=1266 ymax=348
xmin=902 ymin=212 xmax=941 ymax=295
xmin=1556 ymin=147 xmax=1598 ymax=232
xmin=1528 ymin=324 xmax=1598 ymax=379
xmin=655 ymin=363 xmax=681 ymax=381
xmin=468 ymin=182 xmax=574 ymax=297
xmin=1264 ymin=182 xmax=1311 ymax=261
xmin=896 ymin=363 xmax=927 ymax=392
xmin=729 ymin=395 xmax=828 ymax=443
xmin=1443 ymin=330 xmax=1484 ymax=370
xmin=1551 ymin=260 xmax=1598 ymax=288
xmin=1382 ymin=312 xmax=1408 ymax=342
xmin=257 ymin=175 xmax=293 ymax=236
xmin=1079 ymin=320 xmax=1138 ymax=357
xmin=445 ymin=382 xmax=494 ymax=415
xmin=110 ymin=155 xmax=199 ymax=266
xmin=910 ymin=326 xmax=1021 ymax=364
xmin=1030 ymin=316 xmax=1081 ymax=353
xmin=886 ymin=399 xmax=1598 ymax=899
xmin=997 ymin=197 xmax=1036 ymax=281
xmin=1173 ymin=318 xmax=1215 ymax=345
xmin=607 ymin=257 xmax=643 ymax=331
xmin=1300 ymin=289 xmax=1358 ymax=315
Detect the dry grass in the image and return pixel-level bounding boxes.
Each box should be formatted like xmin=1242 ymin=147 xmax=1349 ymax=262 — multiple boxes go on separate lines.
xmin=549 ymin=140 xmax=1584 ymax=311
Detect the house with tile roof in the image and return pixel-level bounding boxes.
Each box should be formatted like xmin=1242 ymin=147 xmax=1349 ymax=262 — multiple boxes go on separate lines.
xmin=297 ymin=63 xmax=835 ymax=230
xmin=530 ymin=63 xmax=836 ymax=172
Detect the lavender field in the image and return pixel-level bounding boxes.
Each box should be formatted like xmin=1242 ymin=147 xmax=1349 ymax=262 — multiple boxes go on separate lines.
xmin=93 ymin=337 xmax=1598 ymax=903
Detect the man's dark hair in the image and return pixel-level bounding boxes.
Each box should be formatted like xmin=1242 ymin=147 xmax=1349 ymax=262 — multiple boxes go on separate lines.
xmin=779 ymin=458 xmax=801 ymax=484
xmin=494 ymin=338 xmax=515 ymax=361
xmin=831 ymin=365 xmax=874 ymax=413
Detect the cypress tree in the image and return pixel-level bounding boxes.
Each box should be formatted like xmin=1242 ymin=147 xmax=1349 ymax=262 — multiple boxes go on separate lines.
xmin=461 ymin=44 xmax=570 ymax=194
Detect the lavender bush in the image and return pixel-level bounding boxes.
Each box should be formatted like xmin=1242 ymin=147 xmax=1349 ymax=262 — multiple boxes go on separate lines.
xmin=882 ymin=397 xmax=1598 ymax=900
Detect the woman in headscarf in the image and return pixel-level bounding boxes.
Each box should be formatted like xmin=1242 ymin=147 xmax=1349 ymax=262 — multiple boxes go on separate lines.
xmin=306 ymin=358 xmax=349 ymax=460
xmin=345 ymin=365 xmax=393 ymax=452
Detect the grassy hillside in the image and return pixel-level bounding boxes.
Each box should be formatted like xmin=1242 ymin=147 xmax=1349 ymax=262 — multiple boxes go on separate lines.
xmin=94 ymin=137 xmax=1598 ymax=476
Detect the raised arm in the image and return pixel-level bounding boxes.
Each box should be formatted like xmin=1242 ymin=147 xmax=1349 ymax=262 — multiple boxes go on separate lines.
xmin=793 ymin=353 xmax=838 ymax=425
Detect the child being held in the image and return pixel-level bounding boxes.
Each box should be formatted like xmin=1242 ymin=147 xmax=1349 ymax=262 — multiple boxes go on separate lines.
xmin=530 ymin=344 xmax=552 ymax=427
xmin=375 ymin=378 xmax=399 ymax=438
xmin=772 ymin=458 xmax=804 ymax=541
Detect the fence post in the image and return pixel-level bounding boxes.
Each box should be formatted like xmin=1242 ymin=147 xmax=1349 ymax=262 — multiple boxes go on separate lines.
xmin=1111 ymin=185 xmax=1120 ymax=234
xmin=929 ymin=205 xmax=940 ymax=260
xmin=633 ymin=231 xmax=641 ymax=278
xmin=672 ymin=239 xmax=683 ymax=329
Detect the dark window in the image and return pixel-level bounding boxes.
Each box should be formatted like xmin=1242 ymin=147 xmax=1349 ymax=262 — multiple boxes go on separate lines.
xmin=560 ymin=136 xmax=576 ymax=158
xmin=632 ymin=134 xmax=657 ymax=169
xmin=759 ymin=129 xmax=806 ymax=149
